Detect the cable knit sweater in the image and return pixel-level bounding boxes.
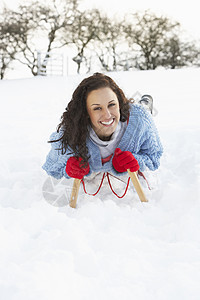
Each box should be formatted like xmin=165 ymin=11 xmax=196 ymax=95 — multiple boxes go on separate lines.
xmin=42 ymin=104 xmax=163 ymax=179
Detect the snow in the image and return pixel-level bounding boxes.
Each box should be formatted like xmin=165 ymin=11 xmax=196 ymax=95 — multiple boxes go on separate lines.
xmin=0 ymin=68 xmax=200 ymax=299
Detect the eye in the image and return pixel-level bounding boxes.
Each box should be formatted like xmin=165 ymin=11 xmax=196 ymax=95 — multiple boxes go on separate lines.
xmin=108 ymin=103 xmax=116 ymax=108
xmin=93 ymin=107 xmax=101 ymax=111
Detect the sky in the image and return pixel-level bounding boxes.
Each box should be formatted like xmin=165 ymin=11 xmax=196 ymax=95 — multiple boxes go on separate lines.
xmin=1 ymin=0 xmax=200 ymax=40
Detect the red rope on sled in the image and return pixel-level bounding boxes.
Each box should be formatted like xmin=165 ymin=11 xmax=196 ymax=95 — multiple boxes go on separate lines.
xmin=106 ymin=173 xmax=131 ymax=198
xmin=81 ymin=172 xmax=131 ymax=198
xmin=81 ymin=172 xmax=106 ymax=196
xmin=138 ymin=170 xmax=152 ymax=190
xmin=81 ymin=171 xmax=151 ymax=198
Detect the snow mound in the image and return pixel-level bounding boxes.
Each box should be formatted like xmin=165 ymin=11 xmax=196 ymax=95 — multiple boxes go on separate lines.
xmin=0 ymin=68 xmax=200 ymax=299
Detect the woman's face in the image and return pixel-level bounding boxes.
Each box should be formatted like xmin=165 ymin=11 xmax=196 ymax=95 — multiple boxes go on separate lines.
xmin=86 ymin=87 xmax=120 ymax=141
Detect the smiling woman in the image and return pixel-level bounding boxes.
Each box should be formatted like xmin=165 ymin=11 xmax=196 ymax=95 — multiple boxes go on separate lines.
xmin=86 ymin=87 xmax=120 ymax=141
xmin=42 ymin=72 xmax=163 ymax=182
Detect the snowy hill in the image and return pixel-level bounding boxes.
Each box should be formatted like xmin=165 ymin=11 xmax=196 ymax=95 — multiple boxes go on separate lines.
xmin=0 ymin=68 xmax=200 ymax=300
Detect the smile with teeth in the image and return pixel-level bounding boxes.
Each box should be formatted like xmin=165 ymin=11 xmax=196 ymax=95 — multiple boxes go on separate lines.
xmin=100 ymin=119 xmax=114 ymax=126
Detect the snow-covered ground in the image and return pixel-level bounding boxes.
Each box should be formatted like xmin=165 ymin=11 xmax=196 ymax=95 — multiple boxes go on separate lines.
xmin=0 ymin=68 xmax=200 ymax=300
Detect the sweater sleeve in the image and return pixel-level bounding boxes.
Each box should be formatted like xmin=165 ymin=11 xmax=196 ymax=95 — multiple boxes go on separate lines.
xmin=42 ymin=131 xmax=71 ymax=179
xmin=132 ymin=112 xmax=163 ymax=172
xmin=133 ymin=134 xmax=163 ymax=171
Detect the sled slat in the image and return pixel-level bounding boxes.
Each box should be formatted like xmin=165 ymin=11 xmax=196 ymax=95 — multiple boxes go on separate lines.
xmin=127 ymin=169 xmax=148 ymax=202
xmin=69 ymin=178 xmax=81 ymax=208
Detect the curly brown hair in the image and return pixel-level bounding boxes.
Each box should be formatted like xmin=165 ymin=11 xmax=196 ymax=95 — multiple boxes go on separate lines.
xmin=50 ymin=72 xmax=131 ymax=165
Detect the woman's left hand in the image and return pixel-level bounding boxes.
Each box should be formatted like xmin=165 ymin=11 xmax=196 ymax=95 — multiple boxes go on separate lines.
xmin=112 ymin=148 xmax=139 ymax=173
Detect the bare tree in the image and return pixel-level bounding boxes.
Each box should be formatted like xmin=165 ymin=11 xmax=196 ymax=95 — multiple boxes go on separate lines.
xmin=0 ymin=45 xmax=14 ymax=79
xmin=161 ymin=36 xmax=200 ymax=69
xmin=62 ymin=9 xmax=102 ymax=73
xmin=124 ymin=11 xmax=180 ymax=70
xmin=94 ymin=16 xmax=128 ymax=72
xmin=0 ymin=6 xmax=22 ymax=79
xmin=5 ymin=0 xmax=79 ymax=76
xmin=36 ymin=0 xmax=79 ymax=74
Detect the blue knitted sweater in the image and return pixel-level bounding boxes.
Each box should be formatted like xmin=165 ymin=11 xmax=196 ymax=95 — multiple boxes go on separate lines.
xmin=42 ymin=104 xmax=163 ymax=179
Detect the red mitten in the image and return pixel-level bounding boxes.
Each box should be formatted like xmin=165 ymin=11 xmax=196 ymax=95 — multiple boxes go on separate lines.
xmin=66 ymin=157 xmax=90 ymax=179
xmin=112 ymin=148 xmax=139 ymax=173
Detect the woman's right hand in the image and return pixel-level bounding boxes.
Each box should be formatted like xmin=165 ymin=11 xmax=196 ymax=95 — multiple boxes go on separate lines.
xmin=66 ymin=157 xmax=90 ymax=179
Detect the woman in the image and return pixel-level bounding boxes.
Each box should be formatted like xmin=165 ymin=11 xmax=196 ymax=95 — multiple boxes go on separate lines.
xmin=42 ymin=72 xmax=163 ymax=182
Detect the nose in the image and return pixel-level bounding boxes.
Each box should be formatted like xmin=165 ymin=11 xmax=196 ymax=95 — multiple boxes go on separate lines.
xmin=102 ymin=108 xmax=111 ymax=119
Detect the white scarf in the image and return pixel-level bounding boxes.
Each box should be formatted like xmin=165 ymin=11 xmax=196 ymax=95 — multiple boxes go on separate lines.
xmin=89 ymin=121 xmax=127 ymax=159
